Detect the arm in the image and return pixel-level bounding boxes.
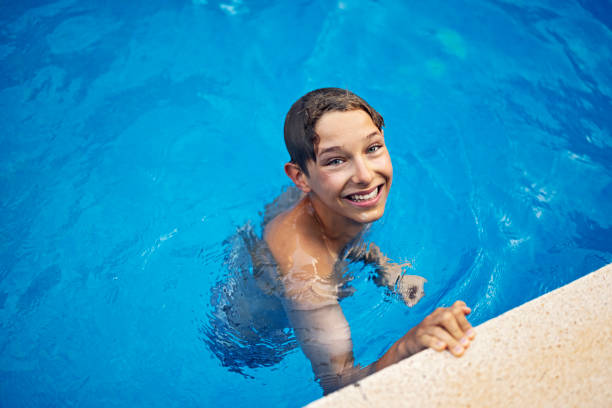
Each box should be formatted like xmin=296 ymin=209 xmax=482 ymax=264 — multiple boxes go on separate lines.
xmin=265 ymin=213 xmax=474 ymax=394
xmin=345 ymin=242 xmax=426 ymax=306
xmin=285 ymin=288 xmax=476 ymax=394
xmin=268 ymin=229 xmax=376 ymax=394
xmin=373 ymin=300 xmax=476 ymax=371
xmin=283 ymin=300 xmax=374 ymax=394
xmin=278 ymin=248 xmax=474 ymax=394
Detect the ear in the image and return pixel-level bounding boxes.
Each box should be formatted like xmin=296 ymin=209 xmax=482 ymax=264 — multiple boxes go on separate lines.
xmin=284 ymin=162 xmax=311 ymax=193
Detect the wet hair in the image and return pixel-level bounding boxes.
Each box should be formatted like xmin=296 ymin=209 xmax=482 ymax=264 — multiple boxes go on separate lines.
xmin=283 ymin=88 xmax=385 ymax=176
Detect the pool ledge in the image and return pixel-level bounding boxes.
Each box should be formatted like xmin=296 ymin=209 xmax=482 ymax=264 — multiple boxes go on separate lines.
xmin=306 ymin=262 xmax=612 ymax=408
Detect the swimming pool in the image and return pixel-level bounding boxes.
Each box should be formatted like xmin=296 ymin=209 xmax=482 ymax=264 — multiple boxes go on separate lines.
xmin=1 ymin=0 xmax=611 ymax=406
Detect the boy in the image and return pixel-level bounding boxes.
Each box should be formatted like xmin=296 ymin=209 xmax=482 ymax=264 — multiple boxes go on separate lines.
xmin=263 ymin=88 xmax=475 ymax=394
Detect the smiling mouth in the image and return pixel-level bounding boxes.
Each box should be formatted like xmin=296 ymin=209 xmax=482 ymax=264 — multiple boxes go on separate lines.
xmin=345 ymin=185 xmax=382 ymax=203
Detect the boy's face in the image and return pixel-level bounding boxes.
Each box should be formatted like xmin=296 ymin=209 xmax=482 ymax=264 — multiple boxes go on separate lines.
xmin=304 ymin=109 xmax=393 ymax=225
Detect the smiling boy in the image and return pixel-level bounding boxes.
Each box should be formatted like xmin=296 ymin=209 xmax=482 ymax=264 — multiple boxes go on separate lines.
xmin=264 ymin=88 xmax=475 ymax=394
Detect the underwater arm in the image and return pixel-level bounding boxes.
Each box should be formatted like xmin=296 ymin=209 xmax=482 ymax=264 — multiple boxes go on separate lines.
xmin=284 ymin=300 xmax=374 ymax=394
xmin=274 ymin=251 xmax=474 ymax=393
xmin=345 ymin=242 xmax=426 ymax=306
xmin=344 ymin=246 xmax=476 ymax=360
xmin=285 ymin=297 xmax=476 ymax=393
xmin=265 ymin=211 xmax=473 ymax=394
xmin=279 ymin=251 xmax=473 ymax=393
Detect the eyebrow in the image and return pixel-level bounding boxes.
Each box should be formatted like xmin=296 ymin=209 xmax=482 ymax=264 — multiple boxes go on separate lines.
xmin=317 ymin=131 xmax=381 ymax=157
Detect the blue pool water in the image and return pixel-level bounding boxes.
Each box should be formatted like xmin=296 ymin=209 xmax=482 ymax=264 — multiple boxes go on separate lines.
xmin=1 ymin=0 xmax=612 ymax=406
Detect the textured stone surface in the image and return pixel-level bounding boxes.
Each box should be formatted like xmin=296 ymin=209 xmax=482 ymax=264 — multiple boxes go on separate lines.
xmin=307 ymin=263 xmax=612 ymax=408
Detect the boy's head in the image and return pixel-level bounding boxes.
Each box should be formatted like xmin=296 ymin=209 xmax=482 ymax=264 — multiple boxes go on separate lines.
xmin=284 ymin=88 xmax=385 ymax=176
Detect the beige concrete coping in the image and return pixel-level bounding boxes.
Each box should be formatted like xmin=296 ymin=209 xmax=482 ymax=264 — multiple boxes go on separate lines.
xmin=306 ymin=262 xmax=612 ymax=408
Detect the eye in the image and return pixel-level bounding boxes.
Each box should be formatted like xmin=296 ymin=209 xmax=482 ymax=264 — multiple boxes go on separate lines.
xmin=367 ymin=144 xmax=383 ymax=153
xmin=325 ymin=158 xmax=344 ymax=166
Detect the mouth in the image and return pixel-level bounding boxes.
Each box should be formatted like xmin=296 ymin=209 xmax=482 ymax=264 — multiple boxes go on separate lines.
xmin=343 ymin=184 xmax=384 ymax=207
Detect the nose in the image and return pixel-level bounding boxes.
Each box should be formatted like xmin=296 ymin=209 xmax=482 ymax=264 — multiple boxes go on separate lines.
xmin=351 ymin=157 xmax=374 ymax=185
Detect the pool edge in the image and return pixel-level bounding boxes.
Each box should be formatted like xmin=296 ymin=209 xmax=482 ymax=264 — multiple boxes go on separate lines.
xmin=305 ymin=262 xmax=612 ymax=408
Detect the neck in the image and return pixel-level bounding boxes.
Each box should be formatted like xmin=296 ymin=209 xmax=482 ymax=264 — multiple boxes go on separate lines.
xmin=307 ymin=195 xmax=366 ymax=251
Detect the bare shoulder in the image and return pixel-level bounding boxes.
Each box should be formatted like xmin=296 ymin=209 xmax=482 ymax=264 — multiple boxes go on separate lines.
xmin=264 ymin=198 xmax=333 ymax=278
xmin=264 ymin=199 xmax=340 ymax=309
xmin=263 ymin=205 xmax=298 ymax=272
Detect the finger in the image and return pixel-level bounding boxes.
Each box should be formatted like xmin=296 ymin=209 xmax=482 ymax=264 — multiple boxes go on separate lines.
xmin=451 ymin=304 xmax=475 ymax=338
xmin=452 ymin=300 xmax=471 ymax=314
xmin=419 ymin=333 xmax=447 ymax=352
xmin=455 ymin=312 xmax=475 ymax=340
xmin=453 ymin=300 xmax=467 ymax=308
xmin=430 ymin=326 xmax=466 ymax=357
xmin=436 ymin=309 xmax=466 ymax=342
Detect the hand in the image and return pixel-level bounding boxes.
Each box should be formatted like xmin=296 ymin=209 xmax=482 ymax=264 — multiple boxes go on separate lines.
xmin=410 ymin=300 xmax=475 ymax=357
xmin=374 ymin=262 xmax=426 ymax=307
xmin=396 ymin=274 xmax=426 ymax=307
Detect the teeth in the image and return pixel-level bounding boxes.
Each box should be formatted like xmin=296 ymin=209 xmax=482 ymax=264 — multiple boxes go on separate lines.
xmin=349 ymin=187 xmax=378 ymax=202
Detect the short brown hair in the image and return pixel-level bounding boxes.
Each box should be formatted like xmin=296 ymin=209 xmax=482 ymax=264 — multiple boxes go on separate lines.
xmin=284 ymin=88 xmax=384 ymax=176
